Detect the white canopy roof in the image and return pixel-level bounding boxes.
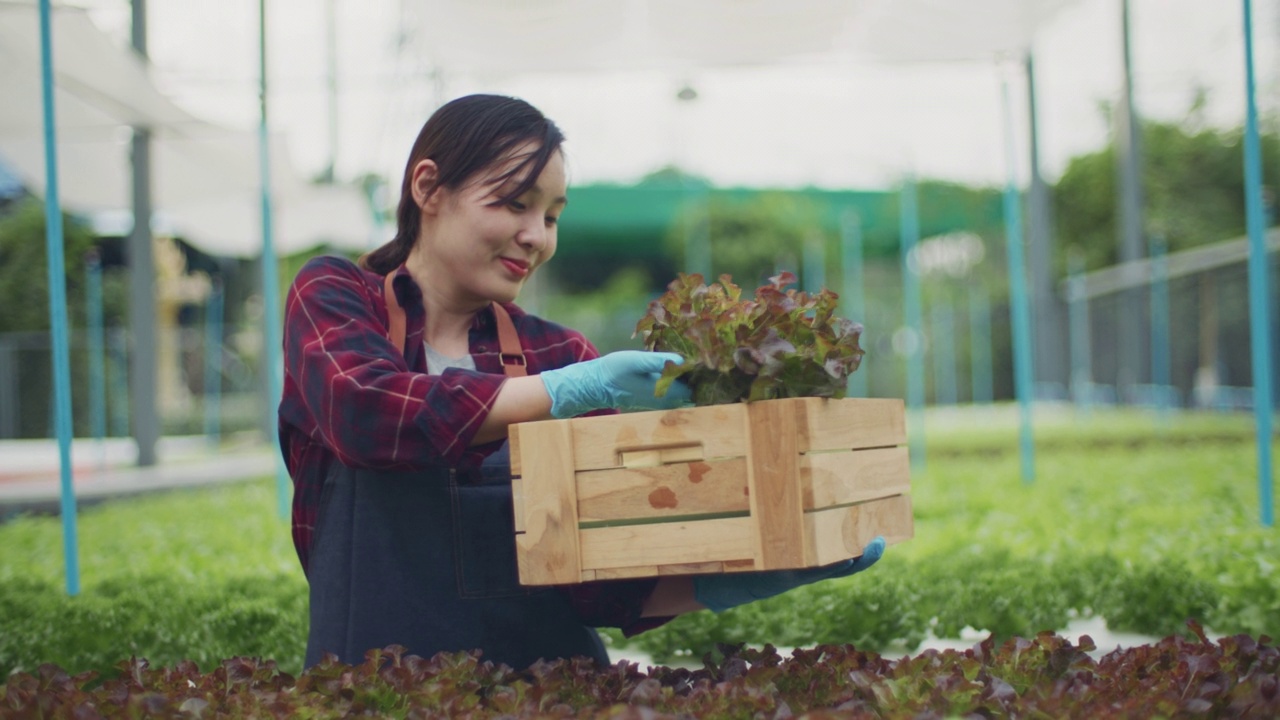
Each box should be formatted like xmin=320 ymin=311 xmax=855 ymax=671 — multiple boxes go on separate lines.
xmin=410 ymin=0 xmax=1078 ymax=75
xmin=0 ymin=0 xmax=376 ymax=256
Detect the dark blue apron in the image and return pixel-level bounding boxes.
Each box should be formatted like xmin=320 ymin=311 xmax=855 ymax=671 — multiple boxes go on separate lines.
xmin=304 ymin=442 xmax=609 ymax=669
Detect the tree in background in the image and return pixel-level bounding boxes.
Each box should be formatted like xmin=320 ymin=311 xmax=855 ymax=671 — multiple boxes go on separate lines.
xmin=0 ymin=198 xmax=122 ymax=333
xmin=1053 ymin=114 xmax=1279 ymax=273
xmin=0 ymin=198 xmax=129 ymax=437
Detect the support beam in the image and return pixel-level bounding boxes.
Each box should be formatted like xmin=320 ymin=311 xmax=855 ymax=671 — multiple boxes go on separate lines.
xmin=1026 ymin=52 xmax=1065 ymax=393
xmin=1001 ymin=67 xmax=1035 ymax=484
xmin=1241 ymin=0 xmax=1274 ymax=527
xmin=1115 ymin=0 xmax=1147 ymax=398
xmin=128 ymin=0 xmax=157 ymax=467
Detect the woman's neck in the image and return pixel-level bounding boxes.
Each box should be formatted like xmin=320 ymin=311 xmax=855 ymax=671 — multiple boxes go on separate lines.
xmin=404 ymin=247 xmax=483 ymax=356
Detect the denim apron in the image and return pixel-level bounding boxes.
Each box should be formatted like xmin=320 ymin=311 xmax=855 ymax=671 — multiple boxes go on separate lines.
xmin=304 ymin=442 xmax=609 ymax=669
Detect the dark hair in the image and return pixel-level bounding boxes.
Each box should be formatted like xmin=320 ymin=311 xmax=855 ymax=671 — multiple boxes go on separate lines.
xmin=361 ymin=94 xmax=566 ymax=275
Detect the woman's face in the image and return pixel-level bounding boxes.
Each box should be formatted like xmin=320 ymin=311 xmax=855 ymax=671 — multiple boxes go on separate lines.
xmin=418 ymin=146 xmax=567 ymax=307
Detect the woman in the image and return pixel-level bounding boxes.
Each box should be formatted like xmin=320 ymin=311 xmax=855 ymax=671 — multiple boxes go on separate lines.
xmin=280 ymin=94 xmax=884 ymax=670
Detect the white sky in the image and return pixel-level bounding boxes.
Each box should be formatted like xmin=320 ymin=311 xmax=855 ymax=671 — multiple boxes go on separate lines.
xmin=78 ymin=0 xmax=1280 ymax=191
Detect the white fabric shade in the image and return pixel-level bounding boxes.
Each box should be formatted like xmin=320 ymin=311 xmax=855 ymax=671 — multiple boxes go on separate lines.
xmin=0 ymin=1 xmax=375 ymax=256
xmin=409 ymin=0 xmax=1078 ymax=75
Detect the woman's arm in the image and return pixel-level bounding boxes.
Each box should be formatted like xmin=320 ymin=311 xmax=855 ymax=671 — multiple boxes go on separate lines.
xmin=640 ymin=576 xmax=706 ymax=617
xmin=472 ymin=375 xmax=553 ymax=446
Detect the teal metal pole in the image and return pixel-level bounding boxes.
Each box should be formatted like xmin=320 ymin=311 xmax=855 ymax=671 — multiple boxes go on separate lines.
xmin=841 ymin=210 xmax=868 ymax=397
xmin=1149 ymin=233 xmax=1172 ymax=415
xmin=109 ymin=330 xmax=129 ymax=437
xmin=1067 ymin=252 xmax=1092 ymax=414
xmin=931 ymin=300 xmax=957 ymax=405
xmin=969 ymin=283 xmax=993 ymax=404
xmin=1242 ymin=0 xmax=1274 ymax=527
xmin=900 ymin=176 xmax=926 ymax=471
xmin=259 ymin=0 xmax=289 ymax=519
xmin=1002 ymin=71 xmax=1036 ymax=484
xmin=86 ymin=251 xmax=106 ymax=466
xmin=204 ymin=279 xmax=224 ymax=445
xmin=39 ymin=0 xmax=81 ymax=596
xmin=802 ymin=232 xmax=826 ymax=294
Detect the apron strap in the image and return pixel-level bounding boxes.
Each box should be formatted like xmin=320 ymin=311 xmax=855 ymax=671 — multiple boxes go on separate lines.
xmin=383 ymin=269 xmax=527 ymax=378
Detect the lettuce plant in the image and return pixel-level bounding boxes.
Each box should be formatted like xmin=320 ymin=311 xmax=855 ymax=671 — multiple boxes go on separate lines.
xmin=634 ymin=272 xmax=865 ymax=406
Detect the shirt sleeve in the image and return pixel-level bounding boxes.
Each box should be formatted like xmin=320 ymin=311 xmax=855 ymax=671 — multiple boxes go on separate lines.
xmin=282 ymin=257 xmax=507 ymax=469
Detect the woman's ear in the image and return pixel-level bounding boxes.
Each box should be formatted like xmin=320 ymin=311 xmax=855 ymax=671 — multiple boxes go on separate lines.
xmin=410 ymin=159 xmax=441 ymax=213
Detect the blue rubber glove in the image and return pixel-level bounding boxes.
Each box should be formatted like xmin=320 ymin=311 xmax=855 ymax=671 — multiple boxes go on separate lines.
xmin=693 ymin=537 xmax=886 ymax=613
xmin=540 ymin=351 xmax=693 ymax=419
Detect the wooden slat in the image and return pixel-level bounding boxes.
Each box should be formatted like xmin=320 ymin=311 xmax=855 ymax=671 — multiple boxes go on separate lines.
xmin=745 ymin=400 xmax=807 ymax=569
xmin=578 ymin=516 xmax=755 ymax=570
xmin=509 ymin=424 xmax=525 ymax=476
xmin=568 ymin=404 xmax=749 ymax=471
xmin=586 ymin=561 xmax=726 ymax=580
xmin=591 ymin=565 xmax=659 ymax=580
xmin=513 ymin=421 xmax=582 ymax=585
xmin=803 ymin=447 xmax=910 ymax=510
xmin=803 ymin=494 xmax=914 ymax=567
xmin=511 ymin=477 xmax=525 ymax=533
xmin=619 ymin=443 xmax=706 ymax=468
xmin=576 ymin=458 xmax=749 ymax=523
xmin=798 ymin=398 xmax=907 ymax=452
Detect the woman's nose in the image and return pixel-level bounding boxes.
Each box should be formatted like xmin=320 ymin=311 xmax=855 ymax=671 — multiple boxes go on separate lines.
xmin=516 ymin=218 xmax=547 ymax=249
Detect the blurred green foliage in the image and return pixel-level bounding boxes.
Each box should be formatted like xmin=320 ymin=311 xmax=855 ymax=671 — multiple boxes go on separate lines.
xmin=2 ymin=408 xmax=1275 ymax=677
xmin=1053 ymin=117 xmax=1280 ymax=274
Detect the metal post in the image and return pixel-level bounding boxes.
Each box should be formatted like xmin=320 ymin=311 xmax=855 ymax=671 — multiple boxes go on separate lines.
xmin=38 ymin=0 xmax=80 ymax=596
xmin=1026 ymin=51 xmax=1064 ymax=394
xmin=1149 ymin=233 xmax=1172 ymax=415
xmin=802 ymin=231 xmax=826 ymax=294
xmin=129 ymin=0 xmax=158 ymax=467
xmin=840 ymin=210 xmax=868 ymax=397
xmin=969 ymin=283 xmax=993 ymax=405
xmin=258 ymin=0 xmax=289 ymax=518
xmin=1068 ymin=252 xmax=1092 ymax=414
xmin=900 ymin=176 xmax=926 ymax=471
xmin=684 ymin=184 xmax=712 ymax=279
xmin=203 ymin=278 xmax=224 ymax=445
xmin=1115 ymin=0 xmax=1147 ymax=400
xmin=931 ymin=299 xmax=957 ymax=405
xmin=86 ymin=251 xmax=106 ymax=467
xmin=1002 ymin=69 xmax=1036 ymax=484
xmin=1242 ymin=0 xmax=1274 ymax=527
xmin=109 ymin=329 xmax=130 ymax=437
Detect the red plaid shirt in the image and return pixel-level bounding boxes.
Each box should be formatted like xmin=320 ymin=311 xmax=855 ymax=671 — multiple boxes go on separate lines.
xmin=279 ymin=256 xmax=665 ymax=633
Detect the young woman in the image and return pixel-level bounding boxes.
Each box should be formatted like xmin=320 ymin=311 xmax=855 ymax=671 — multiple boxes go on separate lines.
xmin=279 ymin=94 xmax=885 ymax=671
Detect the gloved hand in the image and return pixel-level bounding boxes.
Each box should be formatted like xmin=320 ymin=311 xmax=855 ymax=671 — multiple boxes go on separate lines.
xmin=693 ymin=536 xmax=886 ymax=613
xmin=540 ymin=351 xmax=693 ymax=419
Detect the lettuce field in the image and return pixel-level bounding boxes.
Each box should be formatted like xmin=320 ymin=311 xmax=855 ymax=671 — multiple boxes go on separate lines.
xmin=2 ymin=405 xmax=1278 ymax=717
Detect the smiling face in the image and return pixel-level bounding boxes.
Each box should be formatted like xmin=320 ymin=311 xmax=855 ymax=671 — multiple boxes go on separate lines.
xmin=412 ymin=144 xmax=567 ymax=309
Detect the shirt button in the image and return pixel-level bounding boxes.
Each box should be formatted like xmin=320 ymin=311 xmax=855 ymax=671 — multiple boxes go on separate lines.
xmin=476 ymin=345 xmax=486 ymax=352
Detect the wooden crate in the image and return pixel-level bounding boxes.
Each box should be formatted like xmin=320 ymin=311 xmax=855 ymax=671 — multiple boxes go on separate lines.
xmin=509 ymin=397 xmax=912 ymax=585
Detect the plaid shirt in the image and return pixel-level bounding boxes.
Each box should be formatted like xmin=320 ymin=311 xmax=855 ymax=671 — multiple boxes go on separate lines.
xmin=279 ymin=256 xmax=665 ymax=633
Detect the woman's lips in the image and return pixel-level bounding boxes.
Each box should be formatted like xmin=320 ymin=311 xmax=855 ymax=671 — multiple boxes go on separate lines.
xmin=500 ymin=258 xmax=530 ymax=278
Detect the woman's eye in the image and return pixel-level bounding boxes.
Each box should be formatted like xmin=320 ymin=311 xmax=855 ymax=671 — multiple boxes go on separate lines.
xmin=545 ymin=216 xmax=559 ymax=227
xmin=508 ymin=201 xmax=527 ymax=212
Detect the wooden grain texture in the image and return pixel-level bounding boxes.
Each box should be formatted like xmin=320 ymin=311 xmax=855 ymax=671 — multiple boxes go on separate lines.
xmin=513 ymin=421 xmax=582 ymax=585
xmin=803 ymin=494 xmax=914 ymax=567
xmin=576 ymin=458 xmax=749 ymax=523
xmin=799 ymin=398 xmax=907 ymax=452
xmin=745 ymin=400 xmax=807 ymax=569
xmin=509 ymin=424 xmax=525 ymax=476
xmin=511 ymin=477 xmax=525 ymax=533
xmin=568 ymin=404 xmax=748 ymax=471
xmin=591 ymin=561 xmax=726 ymax=581
xmin=578 ymin=516 xmax=755 ymax=570
xmin=803 ymin=446 xmax=911 ymax=509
